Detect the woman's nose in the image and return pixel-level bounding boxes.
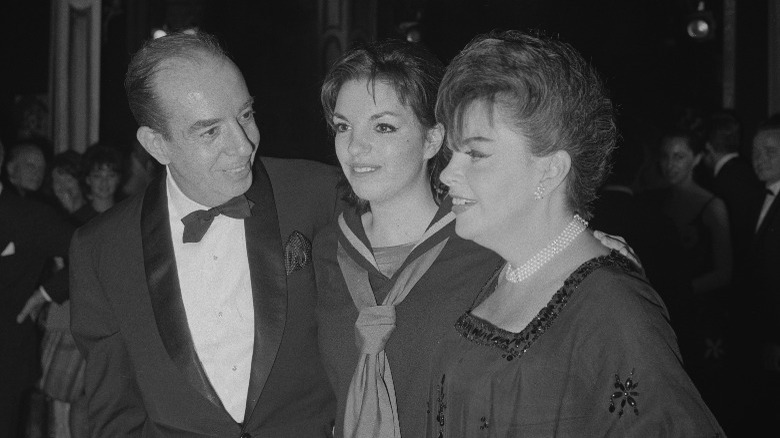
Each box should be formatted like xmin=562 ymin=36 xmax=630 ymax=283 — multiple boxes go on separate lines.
xmin=439 ymin=153 xmax=464 ymax=187
xmin=347 ymin=133 xmax=370 ymax=155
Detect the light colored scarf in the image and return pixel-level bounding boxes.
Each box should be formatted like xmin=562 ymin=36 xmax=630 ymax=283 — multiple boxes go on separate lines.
xmin=338 ymin=212 xmax=454 ymax=438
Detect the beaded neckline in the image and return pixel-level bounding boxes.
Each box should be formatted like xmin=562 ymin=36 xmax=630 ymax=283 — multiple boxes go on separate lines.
xmin=456 ymin=251 xmax=639 ymax=362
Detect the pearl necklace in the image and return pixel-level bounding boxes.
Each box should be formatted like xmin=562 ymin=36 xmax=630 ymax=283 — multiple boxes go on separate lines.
xmin=505 ymin=214 xmax=589 ymax=284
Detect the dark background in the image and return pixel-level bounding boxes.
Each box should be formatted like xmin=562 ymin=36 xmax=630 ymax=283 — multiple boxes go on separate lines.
xmin=0 ymin=0 xmax=770 ymax=164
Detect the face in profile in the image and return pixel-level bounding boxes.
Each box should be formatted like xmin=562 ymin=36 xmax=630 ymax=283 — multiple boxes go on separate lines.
xmin=332 ymin=79 xmax=440 ymax=208
xmin=52 ymin=168 xmax=83 ymax=205
xmin=753 ymin=130 xmax=780 ymax=184
xmin=440 ymin=100 xmax=541 ymax=248
xmin=660 ymin=136 xmax=699 ymax=186
xmin=86 ymin=164 xmax=120 ymax=201
xmin=146 ymin=55 xmax=259 ymax=207
xmin=9 ymin=146 xmax=46 ymax=192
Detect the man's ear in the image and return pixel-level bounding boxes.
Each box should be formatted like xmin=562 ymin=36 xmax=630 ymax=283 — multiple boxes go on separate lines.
xmin=539 ymin=149 xmax=572 ymax=191
xmin=136 ymin=127 xmax=171 ymax=166
xmin=423 ymin=123 xmax=445 ymax=160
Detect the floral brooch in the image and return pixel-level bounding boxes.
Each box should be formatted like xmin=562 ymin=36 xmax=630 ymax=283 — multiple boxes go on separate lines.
xmin=609 ymin=368 xmax=639 ymax=417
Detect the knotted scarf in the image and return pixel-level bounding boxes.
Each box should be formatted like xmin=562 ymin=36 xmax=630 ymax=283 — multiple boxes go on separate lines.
xmin=338 ymin=212 xmax=454 ymax=438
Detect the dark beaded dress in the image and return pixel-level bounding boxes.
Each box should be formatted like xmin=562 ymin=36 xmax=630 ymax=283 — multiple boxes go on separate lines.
xmin=427 ymin=252 xmax=725 ymax=437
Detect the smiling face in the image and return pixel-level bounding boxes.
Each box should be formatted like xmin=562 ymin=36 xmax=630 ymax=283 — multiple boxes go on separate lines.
xmin=753 ymin=130 xmax=780 ymax=185
xmin=52 ymin=168 xmax=83 ymax=205
xmin=86 ymin=164 xmax=120 ymax=201
xmin=660 ymin=136 xmax=700 ymax=186
xmin=439 ymin=100 xmax=542 ymax=249
xmin=332 ymin=78 xmax=440 ymax=208
xmin=142 ymin=54 xmax=258 ymax=207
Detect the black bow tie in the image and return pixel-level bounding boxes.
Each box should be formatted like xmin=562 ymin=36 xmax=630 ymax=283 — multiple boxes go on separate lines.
xmin=181 ymin=195 xmax=254 ymax=243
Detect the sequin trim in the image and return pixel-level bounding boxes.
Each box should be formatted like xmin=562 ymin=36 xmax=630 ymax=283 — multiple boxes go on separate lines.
xmin=456 ymin=251 xmax=639 ymax=361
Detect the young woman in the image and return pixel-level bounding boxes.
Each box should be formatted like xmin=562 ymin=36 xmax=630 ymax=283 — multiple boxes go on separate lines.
xmin=314 ymin=39 xmax=633 ymax=438
xmin=314 ymin=39 xmax=504 ymax=438
xmin=426 ymin=30 xmax=724 ymax=436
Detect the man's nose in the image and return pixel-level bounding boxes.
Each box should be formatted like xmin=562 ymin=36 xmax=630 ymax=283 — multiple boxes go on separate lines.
xmin=228 ymin=121 xmax=256 ymax=156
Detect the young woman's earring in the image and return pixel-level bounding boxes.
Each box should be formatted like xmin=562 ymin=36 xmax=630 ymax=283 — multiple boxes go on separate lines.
xmin=533 ymin=184 xmax=545 ymax=200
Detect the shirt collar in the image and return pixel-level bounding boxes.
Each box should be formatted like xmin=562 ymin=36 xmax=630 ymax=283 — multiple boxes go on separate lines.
xmin=166 ymin=169 xmax=210 ymax=222
xmin=767 ymin=180 xmax=780 ymax=197
xmin=713 ymin=153 xmax=739 ymax=177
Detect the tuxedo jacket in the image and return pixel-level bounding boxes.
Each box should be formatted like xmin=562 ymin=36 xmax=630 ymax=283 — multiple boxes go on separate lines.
xmin=0 ymin=188 xmax=73 ymax=437
xmin=712 ymin=157 xmax=764 ymax=272
xmin=70 ymin=157 xmax=338 ymax=437
xmin=748 ymin=190 xmax=780 ymax=342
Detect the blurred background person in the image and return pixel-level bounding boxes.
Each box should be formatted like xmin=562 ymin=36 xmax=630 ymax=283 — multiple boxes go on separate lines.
xmin=3 ymin=138 xmax=48 ymax=201
xmin=701 ymin=110 xmax=763 ymax=278
xmin=742 ymin=114 xmax=780 ymax=434
xmin=72 ymin=143 xmax=123 ymax=224
xmin=1 ymin=138 xmax=73 ymax=438
xmin=653 ymin=128 xmax=732 ymax=423
xmin=48 ymin=150 xmax=86 ymax=219
xmin=35 ymin=149 xmax=89 ymax=438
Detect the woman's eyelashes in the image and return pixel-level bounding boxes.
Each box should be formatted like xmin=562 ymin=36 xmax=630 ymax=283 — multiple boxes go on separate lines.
xmin=375 ymin=123 xmax=397 ymax=134
xmin=465 ymin=149 xmax=489 ymax=160
xmin=333 ymin=121 xmax=350 ymax=133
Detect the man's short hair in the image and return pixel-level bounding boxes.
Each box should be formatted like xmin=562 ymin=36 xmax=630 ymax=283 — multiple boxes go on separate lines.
xmin=7 ymin=137 xmax=50 ymax=164
xmin=707 ymin=110 xmax=741 ymax=154
xmin=125 ymin=32 xmax=229 ymax=139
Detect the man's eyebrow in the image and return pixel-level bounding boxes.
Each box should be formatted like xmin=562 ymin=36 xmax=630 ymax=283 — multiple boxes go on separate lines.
xmin=240 ymin=97 xmax=255 ymax=111
xmin=187 ymin=97 xmax=256 ymax=134
xmin=188 ymin=118 xmax=222 ymax=134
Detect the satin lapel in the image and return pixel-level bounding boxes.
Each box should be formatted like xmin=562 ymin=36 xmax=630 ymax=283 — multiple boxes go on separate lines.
xmin=141 ymin=171 xmax=225 ymax=410
xmin=242 ymin=158 xmax=287 ymax=424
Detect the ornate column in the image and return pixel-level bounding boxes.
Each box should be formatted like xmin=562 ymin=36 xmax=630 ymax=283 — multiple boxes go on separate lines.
xmin=722 ymin=0 xmax=736 ymax=109
xmin=49 ymin=0 xmax=101 ymax=153
xmin=769 ymin=0 xmax=780 ymax=115
xmin=318 ymin=0 xmax=377 ymax=75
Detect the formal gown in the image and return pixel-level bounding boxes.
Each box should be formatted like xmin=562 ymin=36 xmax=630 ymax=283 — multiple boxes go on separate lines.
xmin=427 ymin=252 xmax=724 ymax=438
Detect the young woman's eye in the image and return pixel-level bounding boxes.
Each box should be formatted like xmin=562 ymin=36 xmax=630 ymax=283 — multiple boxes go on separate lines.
xmin=466 ymin=149 xmax=489 ymax=160
xmin=376 ymin=123 xmax=396 ymax=133
xmin=334 ymin=122 xmax=349 ymax=133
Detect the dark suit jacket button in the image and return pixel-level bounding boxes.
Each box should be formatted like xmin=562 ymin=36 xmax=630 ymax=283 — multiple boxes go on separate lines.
xmin=239 ymin=433 xmax=251 ymax=438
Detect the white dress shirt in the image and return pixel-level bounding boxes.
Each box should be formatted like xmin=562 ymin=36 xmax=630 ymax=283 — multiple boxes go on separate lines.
xmin=166 ymin=173 xmax=255 ymax=422
xmin=756 ymin=180 xmax=780 ymax=232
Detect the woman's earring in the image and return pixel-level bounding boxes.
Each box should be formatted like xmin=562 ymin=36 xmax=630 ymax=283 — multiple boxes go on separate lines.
xmin=533 ymin=184 xmax=545 ymax=200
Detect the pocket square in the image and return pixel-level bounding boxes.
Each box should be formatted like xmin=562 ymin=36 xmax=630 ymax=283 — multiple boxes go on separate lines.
xmin=284 ymin=231 xmax=312 ymax=276
xmin=1 ymin=241 xmax=15 ymax=257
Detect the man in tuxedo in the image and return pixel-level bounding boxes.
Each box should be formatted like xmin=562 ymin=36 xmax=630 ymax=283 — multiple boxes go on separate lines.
xmin=742 ymin=115 xmax=780 ymax=432
xmin=701 ymin=110 xmax=764 ymax=275
xmin=0 ymin=140 xmax=73 ymax=437
xmin=70 ymin=32 xmax=337 ymax=437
